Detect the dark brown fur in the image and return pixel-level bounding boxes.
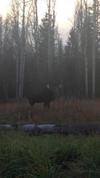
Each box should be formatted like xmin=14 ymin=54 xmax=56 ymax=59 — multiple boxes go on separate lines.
xmin=28 ymin=87 xmax=55 ymax=108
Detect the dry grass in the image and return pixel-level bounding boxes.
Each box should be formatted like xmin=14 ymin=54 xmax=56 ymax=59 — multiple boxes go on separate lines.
xmin=0 ymin=98 xmax=100 ymax=124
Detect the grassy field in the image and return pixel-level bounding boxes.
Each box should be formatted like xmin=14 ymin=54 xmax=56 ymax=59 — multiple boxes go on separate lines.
xmin=0 ymin=99 xmax=100 ymax=177
xmin=0 ymin=132 xmax=100 ymax=178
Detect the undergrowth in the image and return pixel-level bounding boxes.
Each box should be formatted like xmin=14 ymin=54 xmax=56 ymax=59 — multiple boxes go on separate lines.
xmin=0 ymin=132 xmax=100 ymax=178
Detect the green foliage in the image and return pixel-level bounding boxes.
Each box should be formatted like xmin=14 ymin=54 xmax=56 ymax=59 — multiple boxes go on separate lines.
xmin=0 ymin=133 xmax=100 ymax=177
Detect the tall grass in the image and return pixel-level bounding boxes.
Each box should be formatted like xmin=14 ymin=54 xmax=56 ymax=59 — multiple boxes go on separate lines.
xmin=1 ymin=98 xmax=100 ymax=124
xmin=0 ymin=132 xmax=100 ymax=177
xmin=0 ymin=99 xmax=100 ymax=177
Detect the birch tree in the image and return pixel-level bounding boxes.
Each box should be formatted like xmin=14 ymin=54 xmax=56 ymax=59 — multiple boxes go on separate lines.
xmin=18 ymin=0 xmax=26 ymax=98
xmin=92 ymin=0 xmax=96 ymax=98
xmin=84 ymin=0 xmax=88 ymax=97
xmin=47 ymin=0 xmax=56 ymax=83
xmin=11 ymin=0 xmax=20 ymax=99
xmin=10 ymin=0 xmax=31 ymax=99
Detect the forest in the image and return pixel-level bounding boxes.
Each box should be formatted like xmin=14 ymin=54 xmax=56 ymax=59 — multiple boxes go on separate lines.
xmin=0 ymin=0 xmax=99 ymax=100
xmin=1 ymin=1 xmax=100 ymax=178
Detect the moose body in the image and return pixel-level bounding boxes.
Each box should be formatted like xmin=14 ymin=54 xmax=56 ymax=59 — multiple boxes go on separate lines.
xmin=28 ymin=87 xmax=55 ymax=108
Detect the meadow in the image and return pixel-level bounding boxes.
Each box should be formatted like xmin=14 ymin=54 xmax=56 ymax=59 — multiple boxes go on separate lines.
xmin=0 ymin=132 xmax=100 ymax=178
xmin=0 ymin=99 xmax=100 ymax=177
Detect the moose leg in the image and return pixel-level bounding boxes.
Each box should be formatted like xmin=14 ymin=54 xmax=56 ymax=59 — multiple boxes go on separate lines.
xmin=44 ymin=102 xmax=50 ymax=108
xmin=28 ymin=109 xmax=32 ymax=119
xmin=28 ymin=103 xmax=35 ymax=119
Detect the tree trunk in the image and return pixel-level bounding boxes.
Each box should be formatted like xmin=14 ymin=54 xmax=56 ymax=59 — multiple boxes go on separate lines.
xmin=84 ymin=1 xmax=88 ymax=97
xmin=92 ymin=0 xmax=96 ymax=98
xmin=19 ymin=0 xmax=26 ymax=98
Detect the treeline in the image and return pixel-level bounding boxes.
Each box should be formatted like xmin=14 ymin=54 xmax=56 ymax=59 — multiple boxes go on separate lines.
xmin=0 ymin=0 xmax=99 ymax=100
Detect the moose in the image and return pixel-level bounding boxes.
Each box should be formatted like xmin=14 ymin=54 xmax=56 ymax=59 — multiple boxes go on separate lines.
xmin=28 ymin=85 xmax=55 ymax=108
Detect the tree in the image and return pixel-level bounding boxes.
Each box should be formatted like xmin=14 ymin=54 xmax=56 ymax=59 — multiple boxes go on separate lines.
xmin=38 ymin=10 xmax=56 ymax=85
xmin=10 ymin=0 xmax=32 ymax=99
xmin=64 ymin=27 xmax=83 ymax=97
xmin=10 ymin=0 xmax=21 ymax=99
